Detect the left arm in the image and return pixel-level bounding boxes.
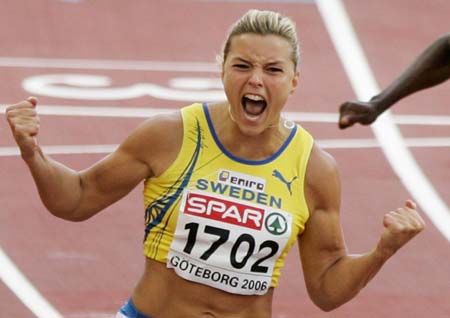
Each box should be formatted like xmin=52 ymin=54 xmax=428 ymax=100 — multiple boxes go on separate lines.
xmin=298 ymin=144 xmax=425 ymax=311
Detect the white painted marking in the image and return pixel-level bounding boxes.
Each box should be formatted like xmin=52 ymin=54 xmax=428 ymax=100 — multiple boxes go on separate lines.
xmin=316 ymin=0 xmax=450 ymax=242
xmin=0 ymin=247 xmax=62 ymax=318
xmin=199 ymin=0 xmax=314 ymax=2
xmin=1 ymin=103 xmax=449 ymax=126
xmin=2 ymin=138 xmax=450 ymax=158
xmin=393 ymin=114 xmax=450 ymax=126
xmin=318 ymin=137 xmax=450 ymax=149
xmin=22 ymin=74 xmax=226 ymax=102
xmin=285 ymin=111 xmax=450 ymax=126
xmin=0 ymin=103 xmax=171 ymax=118
xmin=168 ymin=77 xmax=223 ymax=90
xmin=0 ymin=145 xmax=117 ymax=157
xmin=0 ymin=57 xmax=219 ymax=72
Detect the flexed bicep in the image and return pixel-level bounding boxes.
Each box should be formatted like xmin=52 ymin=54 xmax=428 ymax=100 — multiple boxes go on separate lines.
xmin=297 ymin=144 xmax=348 ymax=309
xmin=71 ymin=111 xmax=183 ymax=220
xmin=74 ymin=143 xmax=151 ymax=220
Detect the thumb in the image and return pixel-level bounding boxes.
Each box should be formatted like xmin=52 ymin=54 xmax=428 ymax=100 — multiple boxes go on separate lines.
xmin=338 ymin=115 xmax=352 ymax=129
xmin=405 ymin=199 xmax=417 ymax=210
xmin=27 ymin=96 xmax=38 ymax=107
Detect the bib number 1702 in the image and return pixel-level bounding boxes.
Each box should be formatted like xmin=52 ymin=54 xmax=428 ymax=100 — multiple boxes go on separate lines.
xmin=182 ymin=222 xmax=279 ymax=274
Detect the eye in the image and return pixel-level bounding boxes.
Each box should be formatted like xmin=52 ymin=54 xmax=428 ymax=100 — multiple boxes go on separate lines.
xmin=233 ymin=63 xmax=250 ymax=70
xmin=267 ymin=67 xmax=283 ymax=73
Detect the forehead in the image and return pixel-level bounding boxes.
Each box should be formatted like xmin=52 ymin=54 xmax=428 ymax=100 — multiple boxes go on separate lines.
xmin=227 ymin=33 xmax=293 ymax=64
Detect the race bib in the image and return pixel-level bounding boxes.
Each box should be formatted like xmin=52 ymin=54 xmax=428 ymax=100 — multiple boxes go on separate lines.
xmin=167 ymin=190 xmax=292 ymax=295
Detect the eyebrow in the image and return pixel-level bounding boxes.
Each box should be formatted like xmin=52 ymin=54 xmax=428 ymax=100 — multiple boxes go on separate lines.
xmin=231 ymin=57 xmax=251 ymax=64
xmin=231 ymin=57 xmax=285 ymax=66
xmin=266 ymin=61 xmax=284 ymax=67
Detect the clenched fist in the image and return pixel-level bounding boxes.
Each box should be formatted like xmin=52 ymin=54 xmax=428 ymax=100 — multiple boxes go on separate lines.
xmin=377 ymin=200 xmax=425 ymax=258
xmin=338 ymin=100 xmax=380 ymax=129
xmin=6 ymin=97 xmax=40 ymax=159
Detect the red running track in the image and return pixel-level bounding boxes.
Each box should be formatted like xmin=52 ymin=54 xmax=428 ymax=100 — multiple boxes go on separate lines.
xmin=0 ymin=1 xmax=449 ymax=317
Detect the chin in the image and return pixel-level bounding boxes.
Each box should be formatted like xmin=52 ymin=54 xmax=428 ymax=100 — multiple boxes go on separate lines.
xmin=236 ymin=123 xmax=269 ymax=137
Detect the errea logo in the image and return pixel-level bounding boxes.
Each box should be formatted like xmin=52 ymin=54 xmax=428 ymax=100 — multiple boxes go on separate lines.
xmin=218 ymin=169 xmax=266 ymax=192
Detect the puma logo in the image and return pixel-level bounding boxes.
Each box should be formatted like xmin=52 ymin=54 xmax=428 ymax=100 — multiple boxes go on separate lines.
xmin=272 ymin=169 xmax=297 ymax=195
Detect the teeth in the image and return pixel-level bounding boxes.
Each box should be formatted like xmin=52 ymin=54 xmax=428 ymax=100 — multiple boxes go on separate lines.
xmin=244 ymin=113 xmax=260 ymax=121
xmin=244 ymin=94 xmax=264 ymax=101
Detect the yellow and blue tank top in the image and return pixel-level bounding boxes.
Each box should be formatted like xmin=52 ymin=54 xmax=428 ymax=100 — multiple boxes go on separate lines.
xmin=143 ymin=103 xmax=313 ymax=295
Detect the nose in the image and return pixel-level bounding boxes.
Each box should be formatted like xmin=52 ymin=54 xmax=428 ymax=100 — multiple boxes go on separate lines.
xmin=247 ymin=69 xmax=264 ymax=87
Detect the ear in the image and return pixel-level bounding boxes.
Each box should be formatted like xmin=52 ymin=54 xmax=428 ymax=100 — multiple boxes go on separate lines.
xmin=290 ymin=71 xmax=300 ymax=94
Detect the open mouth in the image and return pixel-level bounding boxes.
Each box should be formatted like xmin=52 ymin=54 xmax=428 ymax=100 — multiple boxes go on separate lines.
xmin=241 ymin=94 xmax=267 ymax=120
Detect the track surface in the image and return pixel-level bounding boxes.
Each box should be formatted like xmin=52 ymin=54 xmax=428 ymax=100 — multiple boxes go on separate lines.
xmin=1 ymin=1 xmax=449 ymax=317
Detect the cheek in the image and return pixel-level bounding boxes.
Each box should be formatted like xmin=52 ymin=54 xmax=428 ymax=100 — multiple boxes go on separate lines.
xmin=221 ymin=75 xmax=232 ymax=91
xmin=271 ymin=80 xmax=294 ymax=99
xmin=268 ymin=84 xmax=293 ymax=111
xmin=223 ymin=74 xmax=245 ymax=94
xmin=222 ymin=76 xmax=242 ymax=103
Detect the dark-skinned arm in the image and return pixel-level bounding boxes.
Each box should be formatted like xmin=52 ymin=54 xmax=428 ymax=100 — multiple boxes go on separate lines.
xmin=339 ymin=33 xmax=450 ymax=128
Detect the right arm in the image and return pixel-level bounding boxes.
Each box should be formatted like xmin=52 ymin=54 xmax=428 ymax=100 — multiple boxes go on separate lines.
xmin=339 ymin=33 xmax=450 ymax=129
xmin=6 ymin=97 xmax=181 ymax=221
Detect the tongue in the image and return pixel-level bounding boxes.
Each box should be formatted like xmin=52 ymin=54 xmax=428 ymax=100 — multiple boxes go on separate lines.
xmin=244 ymin=100 xmax=265 ymax=115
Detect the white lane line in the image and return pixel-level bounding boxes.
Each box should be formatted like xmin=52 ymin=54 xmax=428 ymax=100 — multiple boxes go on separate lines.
xmin=393 ymin=114 xmax=450 ymax=126
xmin=0 ymin=57 xmax=219 ymax=72
xmin=0 ymin=145 xmax=118 ymax=156
xmin=1 ymin=104 xmax=449 ymax=125
xmin=0 ymin=104 xmax=171 ymax=118
xmin=2 ymin=138 xmax=450 ymax=157
xmin=285 ymin=111 xmax=450 ymax=126
xmin=318 ymin=137 xmax=450 ymax=149
xmin=198 ymin=0 xmax=314 ymax=3
xmin=316 ymin=0 xmax=450 ymax=242
xmin=0 ymin=247 xmax=62 ymax=318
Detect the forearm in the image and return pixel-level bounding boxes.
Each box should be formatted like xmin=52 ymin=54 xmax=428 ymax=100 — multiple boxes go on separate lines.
xmin=371 ymin=34 xmax=450 ymax=114
xmin=8 ymin=97 xmax=146 ymax=221
xmin=24 ymin=147 xmax=84 ymax=220
xmin=311 ymin=249 xmax=388 ymax=311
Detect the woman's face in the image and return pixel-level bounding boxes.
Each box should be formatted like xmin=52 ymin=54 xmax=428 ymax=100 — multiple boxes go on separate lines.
xmin=222 ymin=33 xmax=299 ymax=136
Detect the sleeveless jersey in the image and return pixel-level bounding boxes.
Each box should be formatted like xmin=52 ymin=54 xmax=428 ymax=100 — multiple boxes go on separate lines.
xmin=142 ymin=103 xmax=313 ymax=295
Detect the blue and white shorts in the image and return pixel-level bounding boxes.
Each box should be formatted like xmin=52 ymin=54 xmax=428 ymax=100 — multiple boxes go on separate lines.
xmin=116 ymin=298 xmax=152 ymax=318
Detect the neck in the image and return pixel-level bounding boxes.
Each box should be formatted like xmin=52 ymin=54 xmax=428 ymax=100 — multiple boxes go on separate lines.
xmin=228 ymin=104 xmax=281 ymax=129
xmin=211 ymin=103 xmax=292 ymax=160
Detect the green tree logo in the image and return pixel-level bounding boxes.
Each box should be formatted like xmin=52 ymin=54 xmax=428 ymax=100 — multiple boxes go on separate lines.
xmin=265 ymin=212 xmax=288 ymax=235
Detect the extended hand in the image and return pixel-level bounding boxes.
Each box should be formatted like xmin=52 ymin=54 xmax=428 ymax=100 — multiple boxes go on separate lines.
xmin=338 ymin=100 xmax=379 ymax=129
xmin=377 ymin=200 xmax=425 ymax=259
xmin=6 ymin=97 xmax=40 ymax=159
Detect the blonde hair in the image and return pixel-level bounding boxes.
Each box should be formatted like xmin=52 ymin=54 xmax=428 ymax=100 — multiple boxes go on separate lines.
xmin=217 ymin=9 xmax=300 ymax=70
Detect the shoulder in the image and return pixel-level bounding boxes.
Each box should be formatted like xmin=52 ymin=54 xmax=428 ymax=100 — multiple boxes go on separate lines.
xmin=119 ymin=110 xmax=184 ymax=176
xmin=304 ymin=143 xmax=341 ymax=213
xmin=123 ymin=110 xmax=182 ymax=148
xmin=306 ymin=143 xmax=339 ymax=181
